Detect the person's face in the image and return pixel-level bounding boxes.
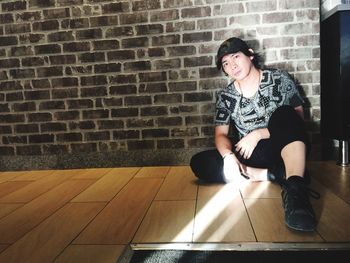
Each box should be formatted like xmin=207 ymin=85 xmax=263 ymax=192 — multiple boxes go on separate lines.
xmin=221 ymin=50 xmax=254 ymax=81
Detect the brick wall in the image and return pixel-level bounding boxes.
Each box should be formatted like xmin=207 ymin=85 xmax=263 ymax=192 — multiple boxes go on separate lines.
xmin=0 ymin=0 xmax=322 ymax=170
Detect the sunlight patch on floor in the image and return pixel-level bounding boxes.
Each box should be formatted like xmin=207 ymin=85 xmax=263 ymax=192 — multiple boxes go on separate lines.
xmin=170 ymin=176 xmax=271 ymax=243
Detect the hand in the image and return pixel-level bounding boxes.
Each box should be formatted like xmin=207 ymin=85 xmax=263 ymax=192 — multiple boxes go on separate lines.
xmin=239 ymin=163 xmax=269 ymax=181
xmin=235 ymin=130 xmax=261 ymax=159
xmin=223 ymin=154 xmax=242 ymax=183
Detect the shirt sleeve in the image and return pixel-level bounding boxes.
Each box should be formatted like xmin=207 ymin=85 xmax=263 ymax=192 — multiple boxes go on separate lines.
xmin=281 ymin=70 xmax=304 ymax=107
xmin=214 ymin=91 xmax=231 ymax=126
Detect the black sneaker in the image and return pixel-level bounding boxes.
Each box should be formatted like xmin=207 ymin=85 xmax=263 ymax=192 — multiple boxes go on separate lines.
xmin=281 ymin=176 xmax=317 ymax=232
xmin=303 ymin=169 xmax=311 ymax=185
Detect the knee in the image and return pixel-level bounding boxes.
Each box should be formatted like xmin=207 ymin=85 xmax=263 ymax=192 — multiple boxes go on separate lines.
xmin=190 ymin=151 xmax=201 ymax=169
xmin=268 ymin=105 xmax=308 ymax=149
xmin=269 ymin=105 xmax=303 ymax=130
xmin=271 ymin=105 xmax=298 ymax=121
xmin=189 ymin=151 xmax=205 ymax=178
xmin=189 ymin=150 xmax=224 ymax=183
xmin=190 ymin=153 xmax=198 ymax=172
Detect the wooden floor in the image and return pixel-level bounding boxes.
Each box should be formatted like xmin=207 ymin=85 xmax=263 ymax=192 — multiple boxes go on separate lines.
xmin=0 ymin=161 xmax=349 ymax=262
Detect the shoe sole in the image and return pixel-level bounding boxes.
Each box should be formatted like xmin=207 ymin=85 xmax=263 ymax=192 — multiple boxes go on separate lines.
xmin=285 ymin=222 xmax=315 ymax=232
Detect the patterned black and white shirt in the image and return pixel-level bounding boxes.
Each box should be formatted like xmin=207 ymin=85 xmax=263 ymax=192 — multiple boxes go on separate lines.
xmin=215 ymin=68 xmax=304 ymax=138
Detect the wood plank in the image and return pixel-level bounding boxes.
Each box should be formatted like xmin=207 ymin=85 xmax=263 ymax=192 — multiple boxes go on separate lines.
xmin=0 ymin=169 xmax=78 ymax=203
xmin=0 ymin=171 xmax=29 ymax=183
xmin=9 ymin=170 xmax=55 ymax=181
xmin=307 ymin=161 xmax=350 ymax=203
xmin=0 ymin=204 xmax=23 ymax=219
xmin=51 ymin=169 xmax=91 ymax=177
xmin=71 ymin=167 xmax=139 ymax=202
xmin=71 ymin=168 xmax=113 ymax=180
xmin=0 ymin=245 xmax=8 ymax=253
xmin=0 ymin=203 xmax=105 ymax=263
xmin=134 ymin=166 xmax=170 ymax=178
xmin=310 ymin=179 xmax=350 ymax=242
xmin=73 ymin=177 xmax=163 ymax=245
xmin=133 ymin=200 xmax=196 ymax=243
xmin=240 ymin=181 xmax=282 ymax=199
xmin=245 ymin=198 xmax=323 ymax=242
xmin=54 ymin=245 xmax=125 ymax=263
xmin=155 ymin=166 xmax=197 ymax=200
xmin=0 ymin=179 xmax=96 ymax=243
xmin=0 ymin=181 xmax=32 ymax=199
xmin=193 ymin=183 xmax=256 ymax=242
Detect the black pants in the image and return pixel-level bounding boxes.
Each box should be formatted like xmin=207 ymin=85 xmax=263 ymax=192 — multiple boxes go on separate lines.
xmin=190 ymin=105 xmax=308 ymax=183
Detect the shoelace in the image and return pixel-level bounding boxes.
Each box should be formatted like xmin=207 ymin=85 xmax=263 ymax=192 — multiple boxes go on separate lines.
xmin=282 ymin=185 xmax=318 ymax=218
xmin=306 ymin=187 xmax=321 ymax=199
xmin=281 ymin=180 xmax=321 ymax=201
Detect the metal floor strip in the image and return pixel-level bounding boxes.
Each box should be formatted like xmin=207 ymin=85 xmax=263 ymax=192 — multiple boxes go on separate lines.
xmin=131 ymin=242 xmax=350 ymax=251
